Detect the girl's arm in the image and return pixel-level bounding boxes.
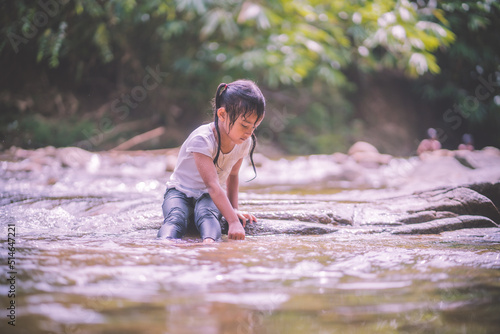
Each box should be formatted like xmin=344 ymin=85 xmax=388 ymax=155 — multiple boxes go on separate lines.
xmin=193 ymin=152 xmax=245 ymax=240
xmin=227 ymin=158 xmax=257 ymax=226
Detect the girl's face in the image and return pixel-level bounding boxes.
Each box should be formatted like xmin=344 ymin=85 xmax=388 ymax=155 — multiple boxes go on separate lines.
xmin=218 ymin=109 xmax=263 ymax=145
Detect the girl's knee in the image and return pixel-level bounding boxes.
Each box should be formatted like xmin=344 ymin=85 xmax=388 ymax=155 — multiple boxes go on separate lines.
xmin=195 ymin=216 xmax=222 ymax=241
xmin=166 ymin=207 xmax=188 ymax=221
xmin=158 ymin=208 xmax=189 ymax=239
xmin=195 ymin=195 xmax=220 ymax=218
xmin=195 ymin=206 xmax=219 ymax=219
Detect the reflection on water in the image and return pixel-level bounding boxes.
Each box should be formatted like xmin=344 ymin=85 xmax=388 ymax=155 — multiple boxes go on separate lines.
xmin=1 ymin=153 xmax=500 ymax=334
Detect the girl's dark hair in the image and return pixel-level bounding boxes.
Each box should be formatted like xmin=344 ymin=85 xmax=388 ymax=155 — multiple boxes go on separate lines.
xmin=213 ymin=79 xmax=265 ymax=181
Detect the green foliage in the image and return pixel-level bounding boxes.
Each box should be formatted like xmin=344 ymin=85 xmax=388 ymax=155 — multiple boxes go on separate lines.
xmin=1 ymin=0 xmax=455 ymax=85
xmin=36 ymin=21 xmax=67 ymax=68
xmin=414 ymin=0 xmax=500 ymax=148
xmin=2 ymin=115 xmax=94 ymax=149
xmin=3 ymin=0 xmax=496 ymax=152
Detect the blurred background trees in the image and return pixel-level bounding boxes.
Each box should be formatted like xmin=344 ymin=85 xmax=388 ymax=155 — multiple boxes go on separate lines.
xmin=1 ymin=0 xmax=499 ymax=155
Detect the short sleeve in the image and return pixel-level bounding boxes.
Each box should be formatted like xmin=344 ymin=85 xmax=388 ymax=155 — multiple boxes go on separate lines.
xmin=185 ymin=134 xmax=214 ymax=158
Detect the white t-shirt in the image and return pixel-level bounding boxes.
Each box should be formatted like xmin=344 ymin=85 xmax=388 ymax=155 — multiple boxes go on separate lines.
xmin=167 ymin=123 xmax=251 ymax=198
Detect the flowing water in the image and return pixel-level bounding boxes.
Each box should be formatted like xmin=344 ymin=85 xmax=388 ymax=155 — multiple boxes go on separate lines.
xmin=1 ymin=150 xmax=500 ymax=334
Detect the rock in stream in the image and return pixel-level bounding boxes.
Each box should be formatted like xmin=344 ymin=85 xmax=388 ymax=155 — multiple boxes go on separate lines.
xmin=1 ymin=146 xmax=499 ymax=237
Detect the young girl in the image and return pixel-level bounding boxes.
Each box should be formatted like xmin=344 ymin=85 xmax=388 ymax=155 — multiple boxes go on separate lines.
xmin=157 ymin=79 xmax=265 ymax=242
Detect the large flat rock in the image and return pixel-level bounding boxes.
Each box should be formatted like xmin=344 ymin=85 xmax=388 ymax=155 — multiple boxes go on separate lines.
xmin=241 ymin=182 xmax=500 ymax=235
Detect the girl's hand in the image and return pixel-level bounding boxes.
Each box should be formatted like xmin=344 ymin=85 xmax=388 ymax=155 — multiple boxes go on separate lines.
xmin=228 ymin=222 xmax=245 ymax=240
xmin=235 ymin=209 xmax=257 ymax=227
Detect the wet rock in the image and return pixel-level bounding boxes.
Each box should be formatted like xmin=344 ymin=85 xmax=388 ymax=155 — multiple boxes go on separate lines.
xmin=347 ymin=141 xmax=392 ymax=167
xmin=469 ymin=182 xmax=500 ymax=209
xmin=57 ymin=146 xmax=97 ymax=169
xmin=245 ymin=146 xmax=500 ymax=193
xmin=331 ymin=152 xmax=349 ymax=164
xmin=2 ymin=146 xmax=499 ymax=237
xmin=405 ymin=186 xmax=500 ymax=222
xmin=254 ymin=211 xmax=335 ymax=224
xmin=481 ymin=146 xmax=500 ymax=156
xmin=347 ymin=141 xmax=379 ymax=155
xmin=397 ymin=151 xmax=500 ymax=194
xmin=454 ymin=154 xmax=476 ymax=169
xmin=454 ymin=149 xmax=500 ymax=170
xmin=398 ymin=210 xmax=457 ymax=225
xmin=244 ymin=182 xmax=500 ymax=235
xmin=2 ymin=146 xmax=99 ymax=172
xmin=346 ymin=183 xmax=500 ymax=232
xmin=219 ymin=219 xmax=339 ymax=236
xmin=391 ymin=215 xmax=498 ymax=235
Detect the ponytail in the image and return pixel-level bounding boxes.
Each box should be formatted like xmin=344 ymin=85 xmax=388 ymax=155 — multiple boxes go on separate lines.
xmin=212 ymin=80 xmax=265 ymax=181
xmin=248 ymin=133 xmax=258 ymax=181
xmin=213 ymin=83 xmax=228 ymax=168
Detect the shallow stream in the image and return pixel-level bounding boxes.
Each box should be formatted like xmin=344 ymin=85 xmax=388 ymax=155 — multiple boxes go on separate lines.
xmin=1 ymin=151 xmax=500 ymax=333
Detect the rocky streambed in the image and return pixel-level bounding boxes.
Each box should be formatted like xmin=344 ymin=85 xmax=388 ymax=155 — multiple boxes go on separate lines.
xmin=1 ymin=145 xmax=500 ymax=333
xmin=2 ymin=145 xmax=500 ymax=237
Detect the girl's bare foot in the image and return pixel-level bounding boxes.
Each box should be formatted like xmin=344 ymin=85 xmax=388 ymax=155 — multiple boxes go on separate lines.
xmin=203 ymin=238 xmax=215 ymax=244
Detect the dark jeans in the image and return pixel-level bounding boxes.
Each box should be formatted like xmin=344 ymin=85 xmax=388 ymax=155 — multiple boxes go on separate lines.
xmin=157 ymin=188 xmax=222 ymax=241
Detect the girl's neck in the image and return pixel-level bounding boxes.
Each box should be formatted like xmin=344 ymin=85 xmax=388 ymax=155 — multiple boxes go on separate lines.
xmin=211 ymin=122 xmax=235 ymax=154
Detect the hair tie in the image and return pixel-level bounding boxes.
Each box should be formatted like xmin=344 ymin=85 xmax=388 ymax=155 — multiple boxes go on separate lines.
xmin=220 ymin=83 xmax=228 ymax=95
